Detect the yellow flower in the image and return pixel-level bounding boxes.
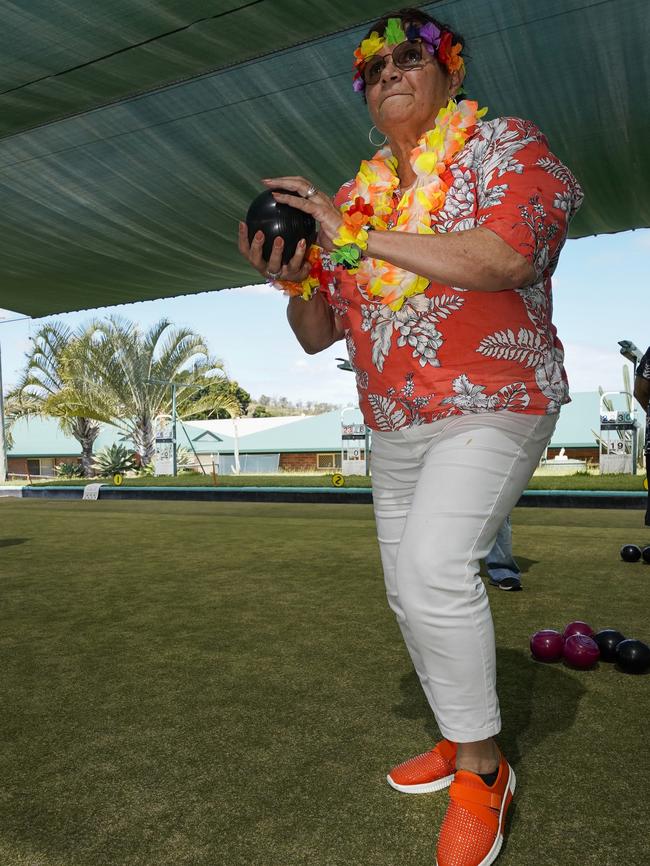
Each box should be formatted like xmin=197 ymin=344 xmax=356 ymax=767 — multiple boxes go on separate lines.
xmin=407 ymin=275 xmax=430 ymax=296
xmin=334 ymin=225 xmax=368 ymax=247
xmin=357 ymin=161 xmax=381 ymax=190
xmin=417 ymin=186 xmax=446 ymax=213
xmin=299 ymin=280 xmax=315 ymax=300
xmin=414 ymin=151 xmax=442 ymax=175
xmin=358 ymin=31 xmax=384 ymax=62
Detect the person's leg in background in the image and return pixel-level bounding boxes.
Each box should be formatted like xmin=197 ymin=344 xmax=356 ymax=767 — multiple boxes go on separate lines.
xmin=645 ymin=451 xmax=649 ymax=526
xmin=485 ymin=514 xmax=522 ymax=591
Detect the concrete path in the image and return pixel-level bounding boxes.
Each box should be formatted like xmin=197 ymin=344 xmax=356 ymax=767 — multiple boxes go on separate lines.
xmin=0 ymin=486 xmax=23 ymax=497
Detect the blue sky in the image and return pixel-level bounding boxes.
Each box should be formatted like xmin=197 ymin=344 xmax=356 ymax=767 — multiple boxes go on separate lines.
xmin=1 ymin=227 xmax=648 ymax=406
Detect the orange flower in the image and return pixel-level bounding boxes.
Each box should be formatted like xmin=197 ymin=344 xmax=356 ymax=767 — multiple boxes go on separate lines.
xmin=446 ymin=42 xmax=464 ymax=73
xmin=344 ymin=210 xmax=369 ymax=233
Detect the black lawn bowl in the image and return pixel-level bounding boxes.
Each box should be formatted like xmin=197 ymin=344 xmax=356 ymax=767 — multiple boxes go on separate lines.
xmin=593 ymin=629 xmax=626 ymax=663
xmin=615 ymin=639 xmax=650 ymax=674
xmin=620 ymin=544 xmax=642 ymax=562
xmin=246 ymin=189 xmax=317 ymax=264
xmin=641 ymin=545 xmax=650 ymax=564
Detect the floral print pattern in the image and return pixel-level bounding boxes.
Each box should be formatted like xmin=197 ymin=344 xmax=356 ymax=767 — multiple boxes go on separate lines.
xmin=368 ymin=374 xmax=434 ymax=431
xmin=360 ymin=292 xmax=464 ymax=373
xmin=326 ymin=116 xmax=583 ymax=430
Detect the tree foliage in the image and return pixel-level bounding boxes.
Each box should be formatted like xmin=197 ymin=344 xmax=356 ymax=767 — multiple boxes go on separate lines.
xmin=250 ymin=395 xmax=342 ymax=416
xmin=93 ymin=444 xmax=137 ymax=477
xmin=7 ymin=322 xmax=102 ymax=476
xmin=183 ymin=379 xmax=251 ymax=419
xmin=8 ymin=316 xmax=244 ymax=470
xmin=61 ymin=316 xmax=241 ymax=464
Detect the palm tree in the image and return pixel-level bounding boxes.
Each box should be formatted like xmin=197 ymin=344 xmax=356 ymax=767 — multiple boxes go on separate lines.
xmin=64 ymin=316 xmax=239 ymax=465
xmin=8 ymin=323 xmax=102 ymax=476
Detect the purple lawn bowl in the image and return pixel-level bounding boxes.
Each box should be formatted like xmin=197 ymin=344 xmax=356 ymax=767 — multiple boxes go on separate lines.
xmin=563 ymin=634 xmax=600 ymax=669
xmin=530 ymin=629 xmax=565 ymax=662
xmin=563 ymin=620 xmax=594 ymax=640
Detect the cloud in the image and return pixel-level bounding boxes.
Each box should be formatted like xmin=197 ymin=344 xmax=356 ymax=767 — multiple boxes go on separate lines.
xmin=562 ymin=341 xmax=635 ymax=393
xmin=0 ymin=307 xmax=23 ymax=321
xmin=232 ymin=283 xmax=277 ymax=296
xmin=249 ymin=354 xmax=359 ymax=405
xmin=632 ymin=229 xmax=650 ymax=249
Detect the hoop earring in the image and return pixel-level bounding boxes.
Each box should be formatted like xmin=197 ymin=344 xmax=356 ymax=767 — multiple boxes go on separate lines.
xmin=368 ymin=125 xmax=388 ymax=147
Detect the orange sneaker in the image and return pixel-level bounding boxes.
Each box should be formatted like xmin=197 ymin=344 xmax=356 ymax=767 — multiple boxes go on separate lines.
xmin=435 ymin=752 xmax=516 ymax=866
xmin=387 ymin=739 xmax=457 ymax=793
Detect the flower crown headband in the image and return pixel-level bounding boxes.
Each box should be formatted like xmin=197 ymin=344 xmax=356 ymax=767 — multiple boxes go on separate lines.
xmin=352 ymin=17 xmax=465 ymax=93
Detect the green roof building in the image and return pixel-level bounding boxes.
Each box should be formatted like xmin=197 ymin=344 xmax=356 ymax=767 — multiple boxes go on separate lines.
xmin=7 ymin=395 xmax=642 ymax=478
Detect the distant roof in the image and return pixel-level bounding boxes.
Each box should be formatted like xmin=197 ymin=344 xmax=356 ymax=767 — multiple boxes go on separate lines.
xmin=190 ymin=409 xmax=365 ymax=454
xmin=184 ymin=415 xmax=308 ymax=438
xmin=7 ymin=417 xmax=121 ymax=457
xmin=7 ymin=397 xmax=644 ymax=457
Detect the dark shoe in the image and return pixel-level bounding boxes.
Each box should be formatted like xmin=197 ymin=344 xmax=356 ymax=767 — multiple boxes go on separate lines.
xmin=488 ymin=575 xmax=521 ymax=591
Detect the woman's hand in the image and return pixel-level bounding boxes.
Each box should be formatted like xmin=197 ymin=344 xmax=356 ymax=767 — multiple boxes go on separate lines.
xmin=238 ymin=176 xmax=342 ymax=282
xmin=237 ymin=221 xmax=311 ymax=284
xmin=262 ymin=176 xmax=342 ymax=252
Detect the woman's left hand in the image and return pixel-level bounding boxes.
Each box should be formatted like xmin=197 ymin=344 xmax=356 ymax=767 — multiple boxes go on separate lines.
xmin=262 ymin=177 xmax=342 ymax=251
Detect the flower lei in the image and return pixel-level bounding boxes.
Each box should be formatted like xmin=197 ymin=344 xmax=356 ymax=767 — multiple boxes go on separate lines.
xmin=331 ymin=97 xmax=487 ymax=310
xmin=273 ymin=98 xmax=486 ymax=307
xmin=352 ymin=17 xmax=465 ymax=94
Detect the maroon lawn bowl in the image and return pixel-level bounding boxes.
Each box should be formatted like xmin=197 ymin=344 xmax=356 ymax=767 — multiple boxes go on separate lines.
xmin=563 ymin=620 xmax=594 ymax=640
xmin=530 ymin=630 xmax=565 ymax=662
xmin=563 ymin=634 xmax=600 ymax=669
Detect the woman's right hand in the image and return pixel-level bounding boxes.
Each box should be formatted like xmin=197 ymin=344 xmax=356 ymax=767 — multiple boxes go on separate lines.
xmin=237 ymin=222 xmax=312 ymax=284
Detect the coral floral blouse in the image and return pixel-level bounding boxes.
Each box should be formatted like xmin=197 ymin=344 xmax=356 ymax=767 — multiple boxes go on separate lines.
xmin=321 ymin=116 xmax=584 ymax=432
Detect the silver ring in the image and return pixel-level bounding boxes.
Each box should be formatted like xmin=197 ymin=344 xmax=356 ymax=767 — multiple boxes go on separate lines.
xmin=266 ymin=269 xmax=282 ymax=280
xmin=304 ymin=184 xmax=318 ymax=199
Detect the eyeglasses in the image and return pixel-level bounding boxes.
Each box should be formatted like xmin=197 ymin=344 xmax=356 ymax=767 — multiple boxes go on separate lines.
xmin=362 ymin=40 xmax=431 ymax=86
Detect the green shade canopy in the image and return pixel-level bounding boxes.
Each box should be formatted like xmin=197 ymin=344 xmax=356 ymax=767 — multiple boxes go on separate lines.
xmin=0 ymin=0 xmax=648 ymax=317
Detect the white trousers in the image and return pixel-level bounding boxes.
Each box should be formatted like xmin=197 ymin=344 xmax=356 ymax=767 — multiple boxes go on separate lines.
xmin=371 ymin=411 xmax=557 ymax=743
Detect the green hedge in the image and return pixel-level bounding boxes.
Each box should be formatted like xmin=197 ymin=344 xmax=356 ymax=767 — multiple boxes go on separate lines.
xmin=31 ymin=472 xmax=646 ymax=491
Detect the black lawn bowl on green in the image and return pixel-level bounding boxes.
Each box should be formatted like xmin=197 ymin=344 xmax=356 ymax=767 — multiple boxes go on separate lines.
xmin=0 ymin=501 xmax=648 ymax=866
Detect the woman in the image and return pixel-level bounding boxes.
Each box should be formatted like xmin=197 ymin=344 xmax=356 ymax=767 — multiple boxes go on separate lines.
xmin=238 ymin=8 xmax=582 ymax=866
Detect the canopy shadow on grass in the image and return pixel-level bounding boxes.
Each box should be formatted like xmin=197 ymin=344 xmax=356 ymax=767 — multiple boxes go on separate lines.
xmin=392 ymin=647 xmax=586 ymax=776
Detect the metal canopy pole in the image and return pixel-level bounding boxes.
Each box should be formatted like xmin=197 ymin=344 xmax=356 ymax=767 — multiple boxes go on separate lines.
xmin=171 ymin=383 xmax=177 ymax=477
xmin=0 ymin=342 xmax=7 ymax=483
xmin=0 ymin=315 xmax=32 ymax=484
